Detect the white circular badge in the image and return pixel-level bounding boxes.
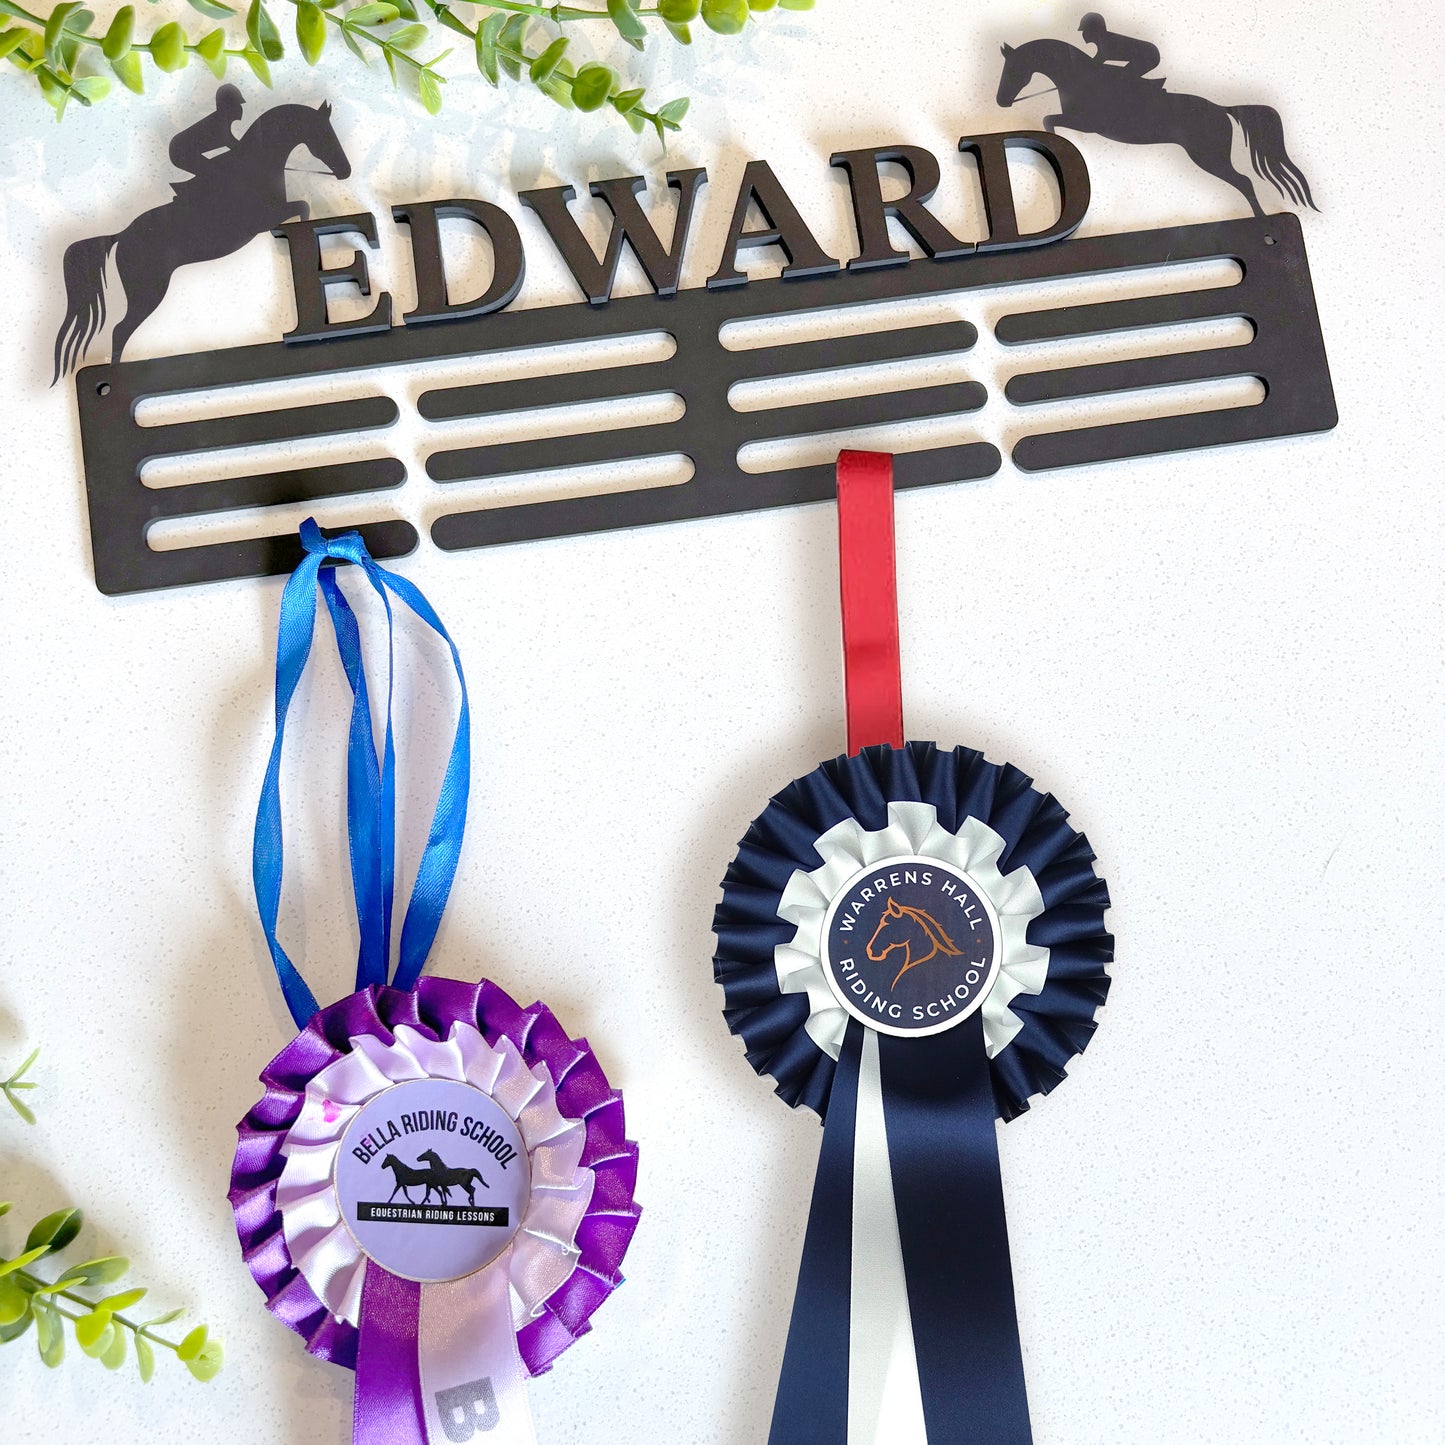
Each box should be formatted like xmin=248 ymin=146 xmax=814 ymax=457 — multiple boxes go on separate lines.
xmin=333 ymin=1077 xmax=530 ymax=1283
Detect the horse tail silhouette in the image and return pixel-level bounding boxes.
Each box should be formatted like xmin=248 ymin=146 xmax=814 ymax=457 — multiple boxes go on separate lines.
xmin=52 ymin=233 xmax=118 ymax=386
xmin=1228 ymin=105 xmax=1318 ymax=211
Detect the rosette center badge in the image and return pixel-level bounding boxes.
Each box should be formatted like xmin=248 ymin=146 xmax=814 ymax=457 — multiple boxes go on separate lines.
xmin=335 ymin=1078 xmax=529 ymax=1279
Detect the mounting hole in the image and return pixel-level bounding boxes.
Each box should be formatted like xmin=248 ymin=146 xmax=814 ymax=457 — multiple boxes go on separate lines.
xmin=1263 ymin=236 xmax=1276 ymax=246
xmin=97 ymin=382 xmax=111 ymax=396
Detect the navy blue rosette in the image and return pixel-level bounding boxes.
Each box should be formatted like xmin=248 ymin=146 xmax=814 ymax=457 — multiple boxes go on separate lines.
xmin=713 ymin=740 xmax=1112 ymax=1445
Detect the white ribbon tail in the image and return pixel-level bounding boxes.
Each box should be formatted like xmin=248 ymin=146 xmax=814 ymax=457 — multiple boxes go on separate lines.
xmin=848 ymin=1029 xmax=927 ymax=1445
xmin=418 ymin=1268 xmax=537 ymax=1445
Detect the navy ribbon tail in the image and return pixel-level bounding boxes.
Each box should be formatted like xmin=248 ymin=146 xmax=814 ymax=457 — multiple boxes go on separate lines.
xmin=878 ymin=1010 xmax=1033 ymax=1445
xmin=768 ymin=1019 xmax=865 ymax=1445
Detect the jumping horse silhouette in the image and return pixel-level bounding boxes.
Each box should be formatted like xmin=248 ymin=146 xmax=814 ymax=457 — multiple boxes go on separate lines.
xmin=379 ymin=1153 xmax=448 ymax=1206
xmin=866 ymin=896 xmax=964 ymax=989
xmin=996 ymin=38 xmax=1316 ymax=219
xmin=417 ymin=1149 xmax=489 ymax=1205
xmin=52 ymin=100 xmax=350 ymax=382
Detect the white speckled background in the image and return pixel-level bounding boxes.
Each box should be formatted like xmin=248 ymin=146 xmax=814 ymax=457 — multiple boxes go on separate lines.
xmin=2 ymin=1 xmax=1443 ymax=1441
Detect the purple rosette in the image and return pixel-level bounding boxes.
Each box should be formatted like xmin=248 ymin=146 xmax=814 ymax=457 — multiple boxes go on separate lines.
xmin=229 ymin=975 xmax=640 ymax=1380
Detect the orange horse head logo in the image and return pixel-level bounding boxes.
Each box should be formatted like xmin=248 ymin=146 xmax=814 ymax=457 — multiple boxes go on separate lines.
xmin=865 ymin=896 xmax=963 ymax=989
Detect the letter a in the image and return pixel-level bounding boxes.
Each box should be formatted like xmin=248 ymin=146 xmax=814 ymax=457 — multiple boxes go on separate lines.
xmin=435 ymin=1377 xmax=500 ymax=1441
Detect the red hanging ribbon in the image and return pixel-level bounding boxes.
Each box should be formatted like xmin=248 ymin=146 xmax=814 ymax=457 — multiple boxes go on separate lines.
xmin=836 ymin=450 xmax=904 ymax=754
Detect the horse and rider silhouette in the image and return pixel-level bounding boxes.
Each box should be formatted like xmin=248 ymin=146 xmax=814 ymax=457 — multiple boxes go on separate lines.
xmin=866 ymin=896 xmax=965 ymax=989
xmin=996 ymin=14 xmax=1317 ymax=219
xmin=379 ymin=1150 xmax=490 ymax=1208
xmin=51 ymin=85 xmax=350 ymax=383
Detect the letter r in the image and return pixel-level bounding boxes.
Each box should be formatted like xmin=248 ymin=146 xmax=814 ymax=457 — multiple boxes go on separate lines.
xmin=436 ymin=1377 xmax=500 ymax=1440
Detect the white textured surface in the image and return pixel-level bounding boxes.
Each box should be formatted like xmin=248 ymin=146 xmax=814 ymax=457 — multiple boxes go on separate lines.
xmin=2 ymin=1 xmax=1443 ymax=1442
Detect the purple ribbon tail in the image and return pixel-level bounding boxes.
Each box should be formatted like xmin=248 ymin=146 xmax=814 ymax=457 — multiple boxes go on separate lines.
xmin=354 ymin=1264 xmax=427 ymax=1445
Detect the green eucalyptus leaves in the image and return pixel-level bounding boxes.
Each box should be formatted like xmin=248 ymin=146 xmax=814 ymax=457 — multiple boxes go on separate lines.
xmin=0 ymin=1203 xmax=224 ymax=1381
xmin=0 ymin=0 xmax=816 ymax=129
xmin=2 ymin=1048 xmax=38 ymax=1125
xmin=2 ymin=1054 xmax=222 ymax=1382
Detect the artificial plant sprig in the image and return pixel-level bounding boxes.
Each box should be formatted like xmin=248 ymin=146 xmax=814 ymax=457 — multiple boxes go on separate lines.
xmin=0 ymin=1204 xmax=224 ymax=1381
xmin=2 ymin=0 xmax=814 ymax=123
xmin=2 ymin=1047 xmax=39 ymax=1125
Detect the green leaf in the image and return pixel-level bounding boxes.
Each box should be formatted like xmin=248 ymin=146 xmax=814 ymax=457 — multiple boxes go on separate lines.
xmin=432 ymin=6 xmax=470 ymax=37
xmin=609 ymin=85 xmax=642 ymax=113
xmin=43 ymin=1 xmax=82 ymax=59
xmin=497 ymin=11 xmax=525 ymax=76
xmin=417 ymin=67 xmax=442 ymax=113
xmin=134 ymin=1331 xmax=155 ymax=1381
xmin=26 ymin=1208 xmax=83 ymax=1257
xmin=0 ymin=1245 xmax=51 ymax=1276
xmin=700 ymin=0 xmax=746 ymax=34
xmin=72 ymin=71 xmax=108 ymax=99
xmin=391 ymin=0 xmax=416 ymax=16
xmin=110 ymin=48 xmax=144 ymax=88
xmin=141 ymin=1307 xmax=186 ymax=1328
xmin=101 ymin=6 xmax=132 ymax=57
xmin=6 ymin=1047 xmax=40 ymax=1084
xmin=57 ymin=1256 xmax=128 ymax=1287
xmin=242 ymin=44 xmax=272 ymax=83
xmin=622 ymin=106 xmax=645 ymax=133
xmin=185 ymin=1337 xmax=224 ymax=1382
xmin=527 ymin=34 xmax=566 ymax=84
xmin=74 ymin=1309 xmax=112 ymax=1352
xmin=474 ymin=9 xmax=501 ymax=83
xmin=5 ymin=1092 xmax=36 ymax=1125
xmin=344 ymin=2 xmax=396 ymax=24
xmin=606 ymin=0 xmax=645 ymax=48
xmin=176 ymin=1323 xmax=208 ymax=1361
xmin=35 ymin=1301 xmax=63 ymax=1367
xmin=387 ymin=21 xmax=425 ymax=47
xmin=0 ymin=1275 xmax=29 ymax=1326
xmin=0 ymin=32 xmax=31 ymax=62
xmin=185 ymin=0 xmax=234 ymax=18
xmin=657 ymin=95 xmax=689 ymax=125
xmin=747 ymin=0 xmax=776 ymax=8
xmin=149 ymin=19 xmax=187 ymax=68
xmin=0 ymin=1302 xmax=33 ymax=1341
xmin=777 ymin=0 xmax=812 ymax=8
xmin=339 ymin=24 xmax=365 ymax=59
xmin=657 ymin=0 xmax=698 ymax=18
xmin=196 ymin=25 xmax=225 ymax=74
xmin=98 ymin=1286 xmax=147 ymax=1312
xmin=572 ymin=61 xmax=613 ymax=111
xmin=101 ymin=1320 xmax=127 ymax=1369
xmin=296 ymin=1 xmax=324 ymax=62
xmin=0 ymin=1203 xmax=9 ymax=1218
xmin=244 ymin=0 xmax=281 ymax=58
xmin=661 ymin=17 xmax=689 ymax=43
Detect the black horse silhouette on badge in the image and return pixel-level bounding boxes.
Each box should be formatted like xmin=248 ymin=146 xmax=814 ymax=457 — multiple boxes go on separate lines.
xmin=52 ymin=87 xmax=350 ymax=383
xmin=996 ymin=20 xmax=1317 ymax=219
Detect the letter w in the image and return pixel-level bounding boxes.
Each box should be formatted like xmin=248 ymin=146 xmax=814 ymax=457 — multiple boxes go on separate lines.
xmin=519 ymin=169 xmax=707 ymax=305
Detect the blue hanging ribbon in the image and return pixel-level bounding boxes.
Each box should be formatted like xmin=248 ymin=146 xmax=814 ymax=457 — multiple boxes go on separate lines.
xmin=252 ymin=520 xmax=471 ymax=1030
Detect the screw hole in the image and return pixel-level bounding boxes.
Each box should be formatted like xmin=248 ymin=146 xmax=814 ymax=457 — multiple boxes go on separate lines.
xmin=1263 ymin=236 xmax=1275 ymax=246
xmin=97 ymin=382 xmax=111 ymax=396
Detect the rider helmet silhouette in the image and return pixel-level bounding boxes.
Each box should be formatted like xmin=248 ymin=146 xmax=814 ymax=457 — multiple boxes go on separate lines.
xmin=168 ymin=82 xmax=245 ymax=180
xmin=1078 ymin=13 xmax=1163 ymax=82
